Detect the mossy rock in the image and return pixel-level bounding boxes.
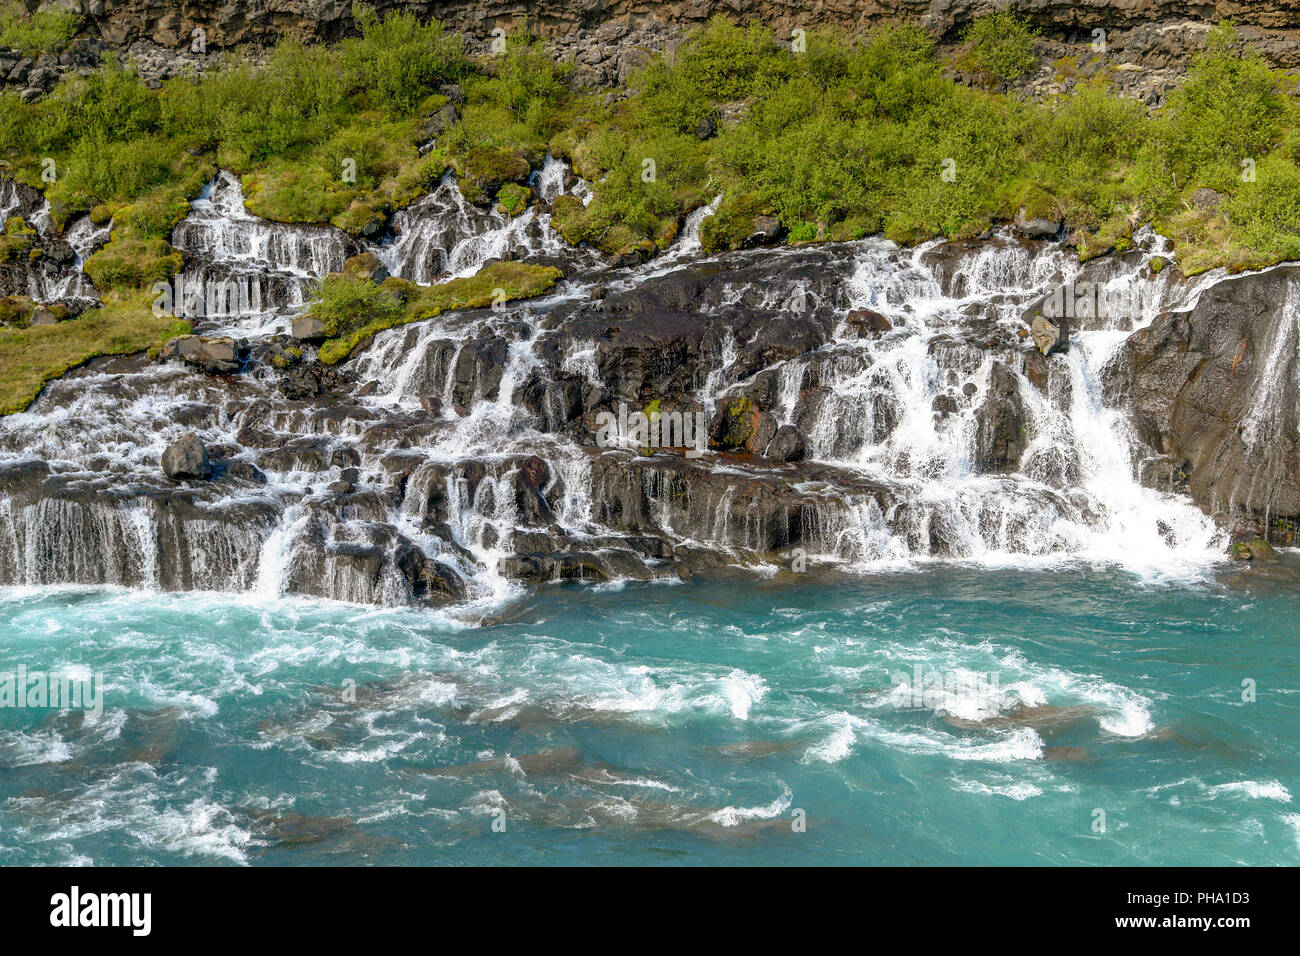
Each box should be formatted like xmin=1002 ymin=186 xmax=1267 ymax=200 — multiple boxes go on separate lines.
xmin=317 ymin=261 xmax=564 ymax=364
xmin=4 ymin=217 xmax=35 ymax=237
xmin=711 ymin=396 xmax=763 ymax=451
xmin=1229 ymin=537 xmax=1278 ymax=561
xmin=0 ymin=295 xmax=38 ymax=327
xmin=496 ymin=182 xmax=531 ymax=217
xmin=341 ymin=251 xmax=390 ymax=282
xmin=550 ymin=194 xmax=593 ymax=245
xmin=458 ymin=147 xmax=531 ymax=205
xmin=700 ymin=192 xmax=766 ymax=255
xmin=611 ymin=237 xmax=656 ymax=265
xmin=0 ymin=235 xmax=32 ymax=263
xmin=381 ymin=276 xmax=420 ymax=303
xmin=84 ymin=238 xmax=184 ymax=293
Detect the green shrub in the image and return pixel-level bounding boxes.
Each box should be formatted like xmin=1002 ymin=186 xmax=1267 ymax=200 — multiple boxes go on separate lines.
xmin=965 ymin=12 xmax=1039 ymax=82
xmin=1156 ymin=22 xmax=1291 ymax=181
xmin=306 ymin=274 xmax=405 ymax=339
xmin=0 ymin=2 xmax=79 ymax=56
xmin=1225 ymin=153 xmax=1300 ymax=256
xmin=343 ymin=3 xmax=465 ymax=113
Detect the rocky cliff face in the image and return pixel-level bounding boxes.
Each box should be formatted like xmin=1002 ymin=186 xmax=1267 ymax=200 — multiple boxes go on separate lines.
xmin=9 ymin=1 xmax=1298 ymax=101
xmin=70 ymin=0 xmax=1300 ymax=48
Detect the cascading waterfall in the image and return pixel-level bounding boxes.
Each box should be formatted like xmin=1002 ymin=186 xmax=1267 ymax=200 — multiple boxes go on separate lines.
xmin=171 ymin=172 xmax=356 ymax=331
xmin=0 ymin=178 xmax=105 ymax=307
xmin=375 ymin=157 xmax=579 ymax=285
xmin=0 ymin=155 xmax=1264 ymax=607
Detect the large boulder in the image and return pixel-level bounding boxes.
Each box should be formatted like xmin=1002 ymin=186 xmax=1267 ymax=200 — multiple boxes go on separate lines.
xmin=766 ymin=424 xmax=807 ymax=462
xmin=845 ymin=308 xmax=892 ymax=336
xmin=1013 ymin=208 xmax=1062 ymax=239
xmin=161 ymin=335 xmax=244 ymax=374
xmin=342 ymin=251 xmax=390 ymax=283
xmin=422 ymin=101 xmax=459 ymax=140
xmin=1030 ymin=316 xmax=1064 ymax=355
xmin=291 ymin=314 xmax=328 ymax=341
xmin=162 ymin=433 xmax=211 ymax=480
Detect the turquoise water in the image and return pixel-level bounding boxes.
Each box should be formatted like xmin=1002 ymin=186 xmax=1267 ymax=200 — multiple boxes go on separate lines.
xmin=1 ymin=561 xmax=1298 ymax=866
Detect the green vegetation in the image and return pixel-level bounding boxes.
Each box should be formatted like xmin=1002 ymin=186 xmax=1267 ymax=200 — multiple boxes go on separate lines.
xmin=4 ymin=11 xmax=1295 ymax=279
xmin=3 ymin=10 xmax=1300 ymax=411
xmin=0 ymin=295 xmax=188 ymax=414
xmin=496 ymin=181 xmax=532 ymax=216
xmin=312 ymin=261 xmax=564 ymax=364
xmin=963 ymin=11 xmax=1039 ymax=83
xmin=439 ymin=34 xmax=573 ymax=203
xmin=0 ymin=214 xmax=35 ymax=261
xmin=0 ymin=2 xmax=79 ymax=57
xmin=537 ymin=16 xmax=1300 ymax=273
xmin=0 ymin=3 xmax=465 ymax=301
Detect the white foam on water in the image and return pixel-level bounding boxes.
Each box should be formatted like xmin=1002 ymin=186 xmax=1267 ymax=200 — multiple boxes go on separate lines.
xmin=1207 ymin=780 xmax=1293 ymax=802
xmin=708 ymin=786 xmax=793 ymax=827
xmin=952 ymin=778 xmax=1044 ymax=800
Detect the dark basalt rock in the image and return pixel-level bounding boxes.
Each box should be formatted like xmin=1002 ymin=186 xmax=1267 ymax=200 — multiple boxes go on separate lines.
xmin=766 ymin=425 xmax=806 ymax=462
xmin=1013 ymin=208 xmax=1062 ymax=240
xmin=280 ymin=361 xmax=351 ymax=400
xmin=974 ymin=362 xmax=1027 ymax=473
xmin=536 ymin=260 xmax=842 ymax=426
xmin=742 ymin=215 xmax=785 ymax=248
xmin=1109 ymin=265 xmax=1300 ymax=539
xmin=423 ymin=101 xmax=460 ymax=140
xmin=162 ymin=433 xmax=211 ymax=481
xmin=845 ymin=308 xmax=892 ymax=335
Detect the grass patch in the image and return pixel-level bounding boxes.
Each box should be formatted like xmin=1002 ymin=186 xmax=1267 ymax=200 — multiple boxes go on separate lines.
xmin=0 ymin=294 xmax=188 ymax=414
xmin=0 ymin=2 xmax=79 ymax=57
xmin=313 ymin=261 xmax=563 ymax=364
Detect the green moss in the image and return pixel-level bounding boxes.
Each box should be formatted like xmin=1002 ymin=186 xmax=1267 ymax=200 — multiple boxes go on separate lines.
xmin=455 ymin=147 xmax=531 ymax=204
xmin=1148 ymin=256 xmax=1167 ymax=274
xmin=0 ymin=294 xmax=188 ymax=414
xmin=83 ymin=237 xmax=184 ymax=292
xmin=700 ymin=193 xmax=767 ymax=254
xmin=0 ymin=217 xmax=33 ymax=261
xmin=496 ymin=181 xmax=531 ymax=216
xmin=316 ymin=261 xmax=563 ymax=364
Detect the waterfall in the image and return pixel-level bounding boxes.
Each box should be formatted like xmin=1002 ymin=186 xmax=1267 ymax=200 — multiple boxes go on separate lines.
xmin=0 ymin=153 xmax=1266 ymax=606
xmin=373 ymin=166 xmax=578 ymax=284
xmin=171 ymin=172 xmax=356 ymax=331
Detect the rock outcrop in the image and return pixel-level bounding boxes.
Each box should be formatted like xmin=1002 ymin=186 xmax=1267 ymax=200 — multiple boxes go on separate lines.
xmin=1109 ymin=265 xmax=1300 ymax=543
xmin=10 ymin=2 xmax=1300 ymax=102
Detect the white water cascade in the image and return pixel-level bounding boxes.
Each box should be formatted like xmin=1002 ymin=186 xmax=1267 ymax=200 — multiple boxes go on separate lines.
xmin=0 ymin=156 xmax=1267 ymax=608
